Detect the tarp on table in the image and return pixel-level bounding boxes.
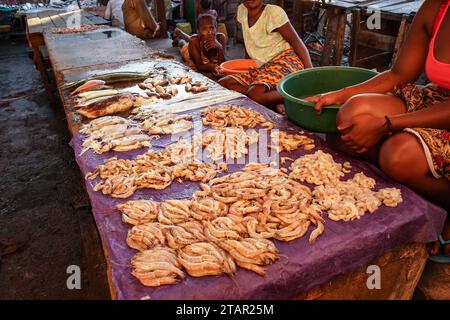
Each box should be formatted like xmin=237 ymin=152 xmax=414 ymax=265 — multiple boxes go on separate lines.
xmin=71 ymin=97 xmax=447 ymax=300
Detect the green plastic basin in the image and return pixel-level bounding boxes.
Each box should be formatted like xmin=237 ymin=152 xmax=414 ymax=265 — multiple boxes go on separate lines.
xmin=277 ymin=66 xmax=378 ymax=133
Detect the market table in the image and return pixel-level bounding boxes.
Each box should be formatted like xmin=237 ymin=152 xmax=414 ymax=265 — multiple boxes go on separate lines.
xmin=25 ymin=8 xmax=110 ymax=103
xmin=48 ymin=53 xmax=447 ymax=299
xmin=38 ymin=19 xmax=447 ymax=298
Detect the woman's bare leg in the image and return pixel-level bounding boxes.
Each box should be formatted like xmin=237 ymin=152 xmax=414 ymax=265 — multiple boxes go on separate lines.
xmin=218 ymin=76 xmax=248 ymax=94
xmin=327 ymin=93 xmax=407 ymax=161
xmin=246 ymin=85 xmax=284 ymax=108
xmin=330 ymin=93 xmax=450 ymax=255
xmin=379 ymin=132 xmax=450 ymax=256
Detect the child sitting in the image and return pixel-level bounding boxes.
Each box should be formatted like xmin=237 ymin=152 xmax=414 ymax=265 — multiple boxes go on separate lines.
xmin=175 ymin=14 xmax=227 ymax=77
xmin=218 ymin=0 xmax=312 ymax=110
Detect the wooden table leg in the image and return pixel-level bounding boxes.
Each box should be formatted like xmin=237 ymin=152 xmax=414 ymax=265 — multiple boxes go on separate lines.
xmin=32 ymin=43 xmax=55 ymax=105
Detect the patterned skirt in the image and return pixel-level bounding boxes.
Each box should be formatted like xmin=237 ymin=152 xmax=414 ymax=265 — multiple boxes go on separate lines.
xmin=229 ymin=48 xmax=304 ymax=90
xmin=394 ymin=83 xmax=450 ymax=180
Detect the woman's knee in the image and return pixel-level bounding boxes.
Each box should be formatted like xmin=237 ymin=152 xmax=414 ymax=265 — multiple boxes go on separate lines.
xmin=246 ymin=85 xmax=266 ymax=104
xmin=337 ymin=95 xmax=374 ymax=126
xmin=379 ymin=133 xmax=428 ymax=183
xmin=218 ymin=76 xmax=236 ymax=89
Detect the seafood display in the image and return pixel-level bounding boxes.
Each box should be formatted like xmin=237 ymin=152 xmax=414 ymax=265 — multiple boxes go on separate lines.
xmin=168 ymin=74 xmax=192 ymax=85
xmin=131 ymin=109 xmax=193 ymax=135
xmin=177 ymin=242 xmax=236 ymax=277
xmin=162 ymin=222 xmax=206 ymax=249
xmin=63 ymin=68 xmax=167 ymax=90
xmin=185 ymin=81 xmax=209 ymax=94
xmin=76 ymin=92 xmax=147 ymax=118
xmin=202 ymin=104 xmax=273 ymax=129
xmin=86 ymin=148 xmax=225 ymax=198
xmin=145 ymin=86 xmax=179 ymax=100
xmin=116 ymin=149 xmax=404 ymax=286
xmin=67 ymin=62 xmax=407 ymax=290
xmin=218 ymin=238 xmax=278 ymax=276
xmin=126 ymin=222 xmax=166 ymax=251
xmin=289 ymin=150 xmax=345 ymax=185
xmin=117 ymin=200 xmax=160 ymax=225
xmin=137 ymin=76 xmax=170 ymax=90
xmin=131 ymin=247 xmax=185 ymax=287
xmin=269 ymin=130 xmax=316 ymax=152
xmin=52 ymin=24 xmax=100 ymax=34
xmin=79 ymin=116 xmax=153 ymax=155
xmin=71 ymin=80 xmax=106 ymax=95
xmin=193 ymin=128 xmax=259 ymax=161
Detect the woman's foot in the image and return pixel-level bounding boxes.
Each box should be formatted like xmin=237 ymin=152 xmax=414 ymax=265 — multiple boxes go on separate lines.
xmin=427 ymin=219 xmax=450 ymax=258
xmin=275 ymin=104 xmax=286 ymax=115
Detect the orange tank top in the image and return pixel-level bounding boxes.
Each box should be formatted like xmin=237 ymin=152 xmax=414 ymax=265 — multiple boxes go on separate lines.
xmin=425 ymin=0 xmax=450 ymax=89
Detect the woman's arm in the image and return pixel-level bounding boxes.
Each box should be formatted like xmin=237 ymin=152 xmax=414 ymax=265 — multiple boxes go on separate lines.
xmin=391 ymin=100 xmax=450 ymax=130
xmin=276 ymin=21 xmax=313 ymax=69
xmin=338 ymin=98 xmax=450 ymax=153
xmin=188 ymin=38 xmax=216 ymax=73
xmin=217 ymin=33 xmax=227 ymax=57
xmin=306 ymin=0 xmax=440 ymax=112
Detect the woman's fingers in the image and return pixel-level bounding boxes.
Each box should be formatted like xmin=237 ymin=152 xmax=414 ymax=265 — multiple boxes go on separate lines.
xmin=304 ymin=95 xmax=319 ymax=103
xmin=337 ymin=122 xmax=352 ymax=133
xmin=356 ymin=147 xmax=369 ymax=154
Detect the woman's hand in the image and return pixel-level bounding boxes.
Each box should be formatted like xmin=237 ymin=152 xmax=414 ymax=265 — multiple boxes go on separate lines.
xmin=338 ymin=114 xmax=387 ymax=153
xmin=212 ymin=66 xmax=224 ymax=77
xmin=304 ymin=89 xmax=351 ymax=114
xmin=204 ymin=39 xmax=222 ymax=51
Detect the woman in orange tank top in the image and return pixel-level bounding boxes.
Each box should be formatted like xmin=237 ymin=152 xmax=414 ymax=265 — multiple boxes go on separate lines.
xmin=307 ymin=0 xmax=450 ymax=261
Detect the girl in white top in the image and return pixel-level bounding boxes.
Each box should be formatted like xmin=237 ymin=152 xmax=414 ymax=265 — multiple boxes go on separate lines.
xmin=219 ymin=0 xmax=312 ymax=110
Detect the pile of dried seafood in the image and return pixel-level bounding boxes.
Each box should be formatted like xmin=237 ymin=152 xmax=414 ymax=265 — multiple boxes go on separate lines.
xmin=269 ymin=130 xmax=316 ymax=152
xmin=185 ymin=81 xmax=209 ymax=94
xmin=193 ymin=128 xmax=259 ymax=161
xmin=202 ymin=105 xmax=274 ymax=129
xmin=291 ymin=150 xmax=403 ymax=221
xmin=79 ymin=116 xmax=153 ymax=155
xmin=119 ymin=151 xmax=403 ymax=286
xmin=52 ymin=25 xmax=100 ymax=34
xmin=86 ymin=143 xmax=225 ymax=198
xmin=130 ymin=108 xmax=193 ymax=135
xmin=76 ymin=92 xmax=147 ymax=118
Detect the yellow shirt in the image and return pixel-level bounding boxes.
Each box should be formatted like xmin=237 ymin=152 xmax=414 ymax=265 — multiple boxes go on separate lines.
xmin=237 ymin=4 xmax=292 ymax=66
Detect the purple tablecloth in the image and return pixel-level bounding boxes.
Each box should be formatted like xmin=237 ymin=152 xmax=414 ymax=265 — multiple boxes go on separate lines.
xmin=71 ymin=97 xmax=447 ymax=300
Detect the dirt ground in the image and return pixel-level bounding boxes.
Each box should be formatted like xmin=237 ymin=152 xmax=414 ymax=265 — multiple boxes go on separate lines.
xmin=0 ymin=37 xmax=109 ymax=299
xmin=0 ymin=33 xmax=243 ymax=300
